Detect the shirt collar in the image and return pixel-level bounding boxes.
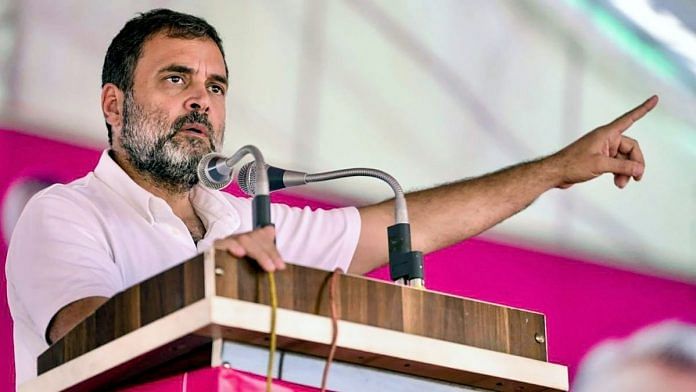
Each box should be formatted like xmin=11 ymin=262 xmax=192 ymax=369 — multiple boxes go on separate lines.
xmin=92 ymin=150 xmax=240 ymax=233
xmin=191 ymin=185 xmax=241 ymax=250
xmin=190 ymin=185 xmax=240 ymax=232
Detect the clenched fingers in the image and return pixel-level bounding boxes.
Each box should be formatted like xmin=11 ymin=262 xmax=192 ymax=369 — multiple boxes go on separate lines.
xmin=613 ymin=151 xmax=630 ymax=188
xmin=618 ymin=136 xmax=644 ymax=181
xmin=595 ymin=155 xmax=643 ymax=189
xmin=214 ymin=226 xmax=285 ymax=272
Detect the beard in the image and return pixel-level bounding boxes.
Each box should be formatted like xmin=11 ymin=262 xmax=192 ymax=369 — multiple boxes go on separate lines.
xmin=120 ymin=91 xmax=224 ymax=193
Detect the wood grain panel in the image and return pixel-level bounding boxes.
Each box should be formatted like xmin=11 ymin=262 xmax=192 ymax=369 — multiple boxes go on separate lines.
xmin=507 ymin=308 xmax=548 ymax=359
xmin=38 ymin=250 xmax=549 ymax=383
xmin=212 ymin=251 xmax=547 ymax=361
xmin=38 ymin=254 xmax=206 ymax=374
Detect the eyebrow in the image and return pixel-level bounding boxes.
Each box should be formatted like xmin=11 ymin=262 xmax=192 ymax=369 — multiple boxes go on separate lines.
xmin=157 ymin=64 xmax=228 ymax=87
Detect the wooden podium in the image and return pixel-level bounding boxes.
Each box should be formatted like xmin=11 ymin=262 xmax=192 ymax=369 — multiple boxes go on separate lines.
xmin=21 ymin=249 xmax=568 ymax=391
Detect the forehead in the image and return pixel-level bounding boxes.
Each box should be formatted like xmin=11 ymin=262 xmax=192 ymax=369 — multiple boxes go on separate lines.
xmin=135 ymin=32 xmax=227 ymax=78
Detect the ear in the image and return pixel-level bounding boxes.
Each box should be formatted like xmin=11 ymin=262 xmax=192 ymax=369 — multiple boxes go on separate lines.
xmin=101 ymin=83 xmax=125 ymax=134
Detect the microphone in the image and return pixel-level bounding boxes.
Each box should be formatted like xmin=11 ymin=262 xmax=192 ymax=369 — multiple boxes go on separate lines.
xmin=197 ymin=145 xmax=272 ymax=228
xmin=197 ymin=153 xmax=234 ymax=190
xmin=238 ymin=161 xmax=424 ymax=287
xmin=237 ymin=162 xmax=307 ymax=196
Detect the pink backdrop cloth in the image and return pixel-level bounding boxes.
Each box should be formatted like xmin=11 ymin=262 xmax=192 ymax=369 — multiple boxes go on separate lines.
xmin=1 ymin=128 xmax=695 ymax=390
xmin=123 ymin=367 xmax=318 ymax=392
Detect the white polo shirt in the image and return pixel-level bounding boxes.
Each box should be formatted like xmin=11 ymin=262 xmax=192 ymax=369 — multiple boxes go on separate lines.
xmin=5 ymin=150 xmax=360 ymax=385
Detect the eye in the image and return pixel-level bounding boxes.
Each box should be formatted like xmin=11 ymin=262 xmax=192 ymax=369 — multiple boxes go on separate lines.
xmin=166 ymin=75 xmax=185 ymax=84
xmin=208 ymin=84 xmax=225 ymax=95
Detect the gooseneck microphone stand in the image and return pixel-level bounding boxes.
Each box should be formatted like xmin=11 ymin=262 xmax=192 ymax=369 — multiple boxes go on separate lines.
xmin=238 ymin=164 xmax=425 ymax=288
xmin=197 ymin=146 xmax=279 ymax=389
xmin=306 ymin=169 xmax=424 ymax=288
xmin=197 ymin=145 xmax=271 ymax=228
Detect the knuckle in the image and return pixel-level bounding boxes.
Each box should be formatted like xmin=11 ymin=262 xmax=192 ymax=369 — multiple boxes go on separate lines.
xmin=233 ymin=233 xmax=249 ymax=244
xmin=623 ymin=136 xmax=638 ymax=146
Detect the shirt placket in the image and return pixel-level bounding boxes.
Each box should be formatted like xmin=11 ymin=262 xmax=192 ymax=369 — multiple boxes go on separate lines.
xmin=149 ymin=199 xmax=198 ymax=251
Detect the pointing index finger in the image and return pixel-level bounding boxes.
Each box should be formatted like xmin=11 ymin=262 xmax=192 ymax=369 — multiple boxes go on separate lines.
xmin=610 ymin=95 xmax=658 ymax=133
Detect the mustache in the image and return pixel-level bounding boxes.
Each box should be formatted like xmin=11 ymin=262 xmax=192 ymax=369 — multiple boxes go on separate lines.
xmin=168 ymin=111 xmax=217 ymax=149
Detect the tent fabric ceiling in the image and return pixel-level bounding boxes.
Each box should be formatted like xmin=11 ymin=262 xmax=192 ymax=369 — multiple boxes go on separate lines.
xmin=0 ymin=0 xmax=694 ymax=281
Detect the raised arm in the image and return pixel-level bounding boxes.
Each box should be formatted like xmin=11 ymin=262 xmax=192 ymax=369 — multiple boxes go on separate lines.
xmin=350 ymin=95 xmax=658 ymax=274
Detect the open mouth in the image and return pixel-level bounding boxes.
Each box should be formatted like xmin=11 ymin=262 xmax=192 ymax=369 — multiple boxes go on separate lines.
xmin=180 ymin=123 xmax=209 ymax=138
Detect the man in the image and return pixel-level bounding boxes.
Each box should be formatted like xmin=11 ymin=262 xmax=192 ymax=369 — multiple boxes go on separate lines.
xmin=573 ymin=321 xmax=696 ymax=391
xmin=6 ymin=9 xmax=657 ymax=384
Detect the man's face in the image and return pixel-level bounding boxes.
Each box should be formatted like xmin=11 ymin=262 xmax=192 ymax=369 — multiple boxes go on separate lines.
xmin=117 ymin=32 xmax=228 ymax=191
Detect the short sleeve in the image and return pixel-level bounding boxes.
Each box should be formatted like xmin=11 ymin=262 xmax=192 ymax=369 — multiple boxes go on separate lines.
xmin=6 ymin=189 xmax=123 ymax=342
xmin=270 ymin=203 xmax=361 ymax=272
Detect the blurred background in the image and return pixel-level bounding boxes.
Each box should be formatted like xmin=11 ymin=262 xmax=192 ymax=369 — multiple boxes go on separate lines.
xmin=1 ymin=0 xmax=694 ymax=281
xmin=0 ymin=0 xmax=695 ymax=389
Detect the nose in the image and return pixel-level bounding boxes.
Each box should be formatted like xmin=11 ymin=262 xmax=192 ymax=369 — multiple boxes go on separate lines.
xmin=184 ymin=83 xmax=210 ymax=113
xmin=188 ymin=101 xmax=207 ymax=112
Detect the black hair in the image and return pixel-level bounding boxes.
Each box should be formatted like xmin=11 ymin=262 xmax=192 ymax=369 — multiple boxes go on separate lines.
xmin=101 ymin=9 xmax=227 ymax=145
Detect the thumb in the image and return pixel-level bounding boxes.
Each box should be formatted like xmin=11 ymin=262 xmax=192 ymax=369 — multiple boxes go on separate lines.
xmin=598 ymin=156 xmax=642 ymax=177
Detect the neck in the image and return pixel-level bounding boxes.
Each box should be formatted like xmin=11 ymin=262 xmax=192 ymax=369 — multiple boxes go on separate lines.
xmin=110 ymin=149 xmax=197 ymax=219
